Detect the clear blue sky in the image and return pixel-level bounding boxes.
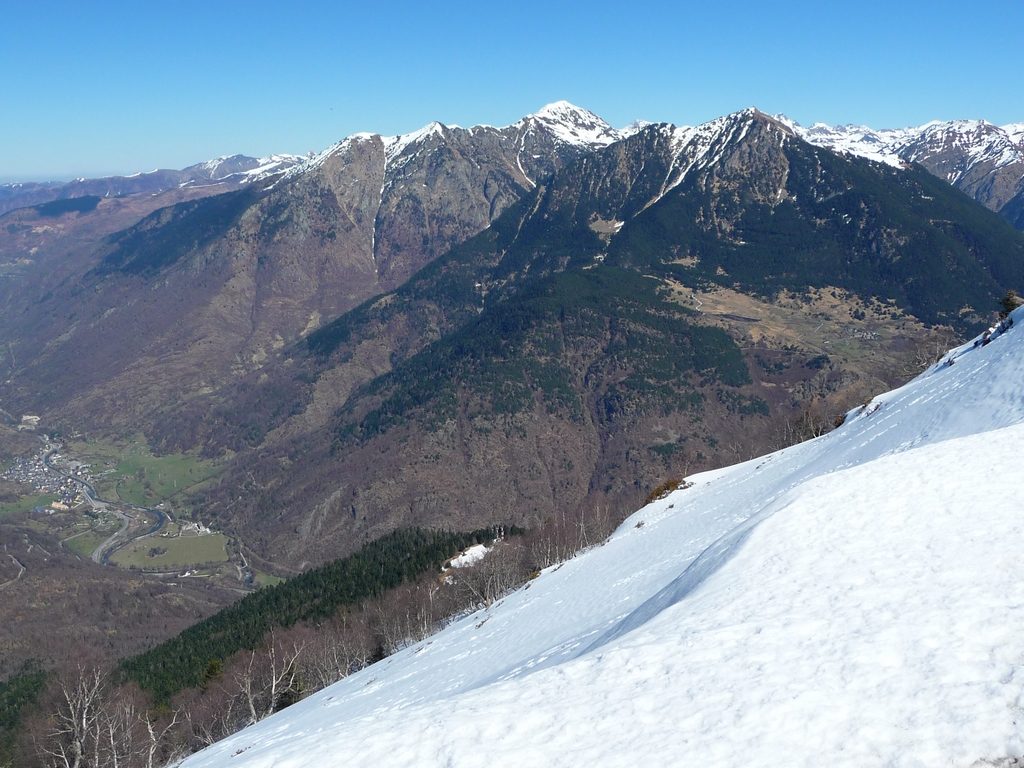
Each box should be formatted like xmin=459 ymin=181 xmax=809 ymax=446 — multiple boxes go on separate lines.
xmin=2 ymin=0 xmax=1021 ymax=181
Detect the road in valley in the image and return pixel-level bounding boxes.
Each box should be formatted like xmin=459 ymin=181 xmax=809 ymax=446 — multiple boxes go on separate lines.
xmin=0 ymin=553 xmax=25 ymax=589
xmin=43 ymin=447 xmax=167 ymax=564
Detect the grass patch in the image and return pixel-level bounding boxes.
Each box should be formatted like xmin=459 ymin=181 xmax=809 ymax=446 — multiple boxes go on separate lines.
xmin=67 ymin=438 xmax=219 ymax=507
xmin=0 ymin=493 xmax=56 ymax=519
xmin=64 ymin=529 xmax=107 ymax=558
xmin=252 ymin=569 xmax=285 ymax=588
xmin=110 ymin=533 xmax=229 ymax=570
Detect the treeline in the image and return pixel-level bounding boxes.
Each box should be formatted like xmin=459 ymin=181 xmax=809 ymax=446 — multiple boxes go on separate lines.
xmin=121 ymin=527 xmax=510 ymax=703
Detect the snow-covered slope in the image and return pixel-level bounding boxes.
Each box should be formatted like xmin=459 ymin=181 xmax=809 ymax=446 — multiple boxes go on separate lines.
xmin=1005 ymin=123 xmax=1024 ymax=147
xmin=183 ymin=307 xmax=1024 ymax=766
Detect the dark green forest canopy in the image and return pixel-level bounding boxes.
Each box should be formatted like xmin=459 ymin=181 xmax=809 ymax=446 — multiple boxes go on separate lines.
xmin=332 ymin=267 xmax=750 ymax=443
xmin=34 ymin=195 xmax=101 ymax=217
xmin=0 ymin=663 xmax=46 ymax=764
xmin=120 ymin=527 xmax=508 ymax=702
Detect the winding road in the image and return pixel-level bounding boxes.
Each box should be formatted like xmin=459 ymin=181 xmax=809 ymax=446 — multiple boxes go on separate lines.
xmin=43 ymin=447 xmax=167 ymax=564
xmin=0 ymin=553 xmax=25 ymax=589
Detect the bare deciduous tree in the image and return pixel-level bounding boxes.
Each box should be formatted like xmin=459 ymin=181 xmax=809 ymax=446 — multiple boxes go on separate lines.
xmin=301 ymin=626 xmax=373 ymax=690
xmin=186 ymin=695 xmax=241 ymax=750
xmin=451 ymin=541 xmax=526 ymax=608
xmin=232 ymin=635 xmax=305 ymax=726
xmin=39 ymin=670 xmax=183 ymax=768
xmin=40 ymin=667 xmax=106 ymax=768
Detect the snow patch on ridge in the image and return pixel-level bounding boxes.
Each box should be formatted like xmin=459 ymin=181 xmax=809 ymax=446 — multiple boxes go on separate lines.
xmin=1004 ymin=122 xmax=1024 ymax=147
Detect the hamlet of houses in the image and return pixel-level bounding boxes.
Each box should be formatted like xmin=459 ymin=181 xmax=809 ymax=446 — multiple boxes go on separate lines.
xmin=2 ymin=445 xmax=91 ymax=511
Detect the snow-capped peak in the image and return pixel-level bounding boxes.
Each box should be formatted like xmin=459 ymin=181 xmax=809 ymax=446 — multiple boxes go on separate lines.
xmin=1003 ymin=122 xmax=1024 ymax=147
xmin=521 ymin=100 xmax=622 ymax=147
xmin=529 ymin=100 xmax=603 ymax=123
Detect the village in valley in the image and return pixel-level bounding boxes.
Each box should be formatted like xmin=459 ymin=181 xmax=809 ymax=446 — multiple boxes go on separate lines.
xmin=0 ymin=413 xmax=263 ymax=587
xmin=3 ymin=436 xmax=90 ymax=511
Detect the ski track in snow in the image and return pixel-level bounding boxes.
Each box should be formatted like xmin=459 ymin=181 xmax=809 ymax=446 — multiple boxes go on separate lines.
xmin=181 ymin=310 xmax=1024 ymax=767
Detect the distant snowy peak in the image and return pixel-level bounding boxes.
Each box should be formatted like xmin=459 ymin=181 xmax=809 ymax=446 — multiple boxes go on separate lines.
xmin=619 ymin=119 xmax=655 ymax=139
xmin=178 ymin=153 xmax=305 ymax=185
xmin=775 ymin=117 xmax=908 ymax=168
xmin=519 ymin=100 xmax=622 ymax=147
xmin=1004 ymin=122 xmax=1024 ymax=147
xmin=779 ymin=115 xmax=1024 ymax=176
xmin=897 ymin=120 xmax=1024 ymax=180
xmin=225 ymin=154 xmax=306 ymax=183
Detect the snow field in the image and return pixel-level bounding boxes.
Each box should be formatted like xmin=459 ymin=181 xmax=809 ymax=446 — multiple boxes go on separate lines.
xmin=183 ymin=308 xmax=1024 ymax=767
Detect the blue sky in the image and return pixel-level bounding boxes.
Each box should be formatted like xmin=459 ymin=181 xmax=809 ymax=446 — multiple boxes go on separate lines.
xmin=2 ymin=0 xmax=1021 ymax=181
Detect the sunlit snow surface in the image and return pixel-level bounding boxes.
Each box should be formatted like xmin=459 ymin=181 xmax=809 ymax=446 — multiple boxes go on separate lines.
xmin=183 ymin=308 xmax=1024 ymax=767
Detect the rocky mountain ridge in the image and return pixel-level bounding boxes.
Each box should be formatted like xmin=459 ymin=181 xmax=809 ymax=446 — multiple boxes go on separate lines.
xmin=0 ymin=154 xmax=304 ymax=216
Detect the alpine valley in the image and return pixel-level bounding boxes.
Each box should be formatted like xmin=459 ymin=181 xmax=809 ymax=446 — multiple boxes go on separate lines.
xmin=1 ymin=101 xmax=1023 ymax=766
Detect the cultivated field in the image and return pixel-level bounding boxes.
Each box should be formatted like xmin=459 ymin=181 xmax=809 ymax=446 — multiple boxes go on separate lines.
xmin=110 ymin=531 xmax=230 ymax=570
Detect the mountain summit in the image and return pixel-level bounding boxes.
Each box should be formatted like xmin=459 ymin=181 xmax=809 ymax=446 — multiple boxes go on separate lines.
xmin=519 ymin=100 xmax=624 ymax=147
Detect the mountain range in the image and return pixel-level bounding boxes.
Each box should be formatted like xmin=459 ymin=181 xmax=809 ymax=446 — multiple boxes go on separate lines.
xmin=0 ymin=154 xmax=303 ymax=216
xmin=1 ymin=102 xmax=1023 ymax=575
xmin=787 ymin=116 xmax=1024 ymax=224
